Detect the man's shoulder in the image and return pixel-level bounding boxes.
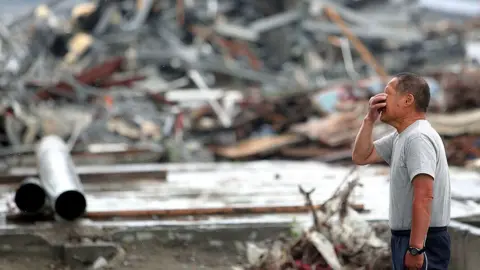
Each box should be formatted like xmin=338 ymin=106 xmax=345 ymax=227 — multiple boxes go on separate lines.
xmin=402 ymin=124 xmax=445 ymax=156
xmin=384 ymin=130 xmax=399 ymax=139
xmin=405 ymin=121 xmax=440 ymax=141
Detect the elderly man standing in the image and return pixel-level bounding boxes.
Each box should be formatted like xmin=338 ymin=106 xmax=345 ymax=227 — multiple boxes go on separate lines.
xmin=352 ymin=73 xmax=451 ymax=270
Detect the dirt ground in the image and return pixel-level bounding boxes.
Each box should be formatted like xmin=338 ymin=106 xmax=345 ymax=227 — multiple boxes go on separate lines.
xmin=0 ymin=243 xmax=242 ymax=270
xmin=117 ymin=242 xmax=242 ymax=270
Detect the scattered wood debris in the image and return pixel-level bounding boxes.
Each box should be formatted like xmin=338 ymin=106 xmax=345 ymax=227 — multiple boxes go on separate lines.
xmin=236 ymin=167 xmax=391 ymax=270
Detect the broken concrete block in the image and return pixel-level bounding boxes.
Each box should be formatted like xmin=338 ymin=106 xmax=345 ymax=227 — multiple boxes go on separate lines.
xmin=89 ymin=256 xmax=108 ymax=269
xmin=136 ymin=231 xmax=154 ymax=241
xmin=0 ymin=233 xmax=52 ymax=255
xmin=63 ymin=241 xmax=119 ymax=269
xmin=119 ymin=233 xmax=135 ymax=243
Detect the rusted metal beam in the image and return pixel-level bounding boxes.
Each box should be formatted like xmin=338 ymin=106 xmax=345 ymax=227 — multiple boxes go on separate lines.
xmin=8 ymin=203 xmax=366 ymax=223
xmin=323 ymin=6 xmax=389 ymax=81
xmin=98 ymin=75 xmax=146 ymax=88
xmin=0 ymin=163 xmax=168 ymax=185
xmin=71 ymin=57 xmax=125 ymax=85
xmin=35 ymin=57 xmax=124 ymax=99
xmin=85 ymin=203 xmax=366 ymax=220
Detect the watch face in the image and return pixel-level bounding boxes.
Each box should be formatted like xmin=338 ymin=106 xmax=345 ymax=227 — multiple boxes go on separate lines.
xmin=410 ymin=249 xmax=418 ymax=255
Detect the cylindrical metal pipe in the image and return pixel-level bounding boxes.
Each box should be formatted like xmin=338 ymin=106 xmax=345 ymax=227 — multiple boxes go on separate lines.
xmin=36 ymin=135 xmax=87 ymax=221
xmin=14 ymin=177 xmax=47 ymax=213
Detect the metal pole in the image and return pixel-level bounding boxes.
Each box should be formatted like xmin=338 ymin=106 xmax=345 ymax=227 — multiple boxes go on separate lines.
xmin=14 ymin=177 xmax=47 ymax=213
xmin=36 ymin=135 xmax=87 ymax=221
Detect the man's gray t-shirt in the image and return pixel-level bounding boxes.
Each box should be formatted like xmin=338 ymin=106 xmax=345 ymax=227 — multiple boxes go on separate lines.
xmin=374 ymin=119 xmax=451 ymax=230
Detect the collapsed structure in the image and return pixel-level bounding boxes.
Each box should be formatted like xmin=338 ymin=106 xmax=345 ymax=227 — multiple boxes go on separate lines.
xmin=238 ymin=168 xmax=391 ymax=270
xmin=0 ymin=1 xmax=479 ymax=268
xmin=0 ymin=0 xmax=477 ymax=169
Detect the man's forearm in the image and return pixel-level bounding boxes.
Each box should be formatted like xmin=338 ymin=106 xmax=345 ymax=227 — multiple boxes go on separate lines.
xmin=352 ymin=118 xmax=375 ymax=162
xmin=410 ymin=191 xmax=433 ymax=248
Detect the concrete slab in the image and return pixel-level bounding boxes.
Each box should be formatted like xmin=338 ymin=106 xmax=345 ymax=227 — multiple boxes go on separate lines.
xmin=0 ymin=221 xmax=293 ymax=268
xmin=1 ymin=161 xmax=480 ymax=224
xmin=111 ymin=223 xmax=291 ymax=251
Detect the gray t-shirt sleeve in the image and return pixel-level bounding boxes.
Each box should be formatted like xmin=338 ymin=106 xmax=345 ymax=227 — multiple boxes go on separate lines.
xmin=405 ymin=135 xmax=437 ymax=182
xmin=373 ymin=132 xmax=396 ymax=164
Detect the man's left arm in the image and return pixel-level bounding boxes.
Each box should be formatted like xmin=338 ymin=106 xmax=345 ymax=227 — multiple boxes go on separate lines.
xmin=405 ymin=135 xmax=436 ymax=248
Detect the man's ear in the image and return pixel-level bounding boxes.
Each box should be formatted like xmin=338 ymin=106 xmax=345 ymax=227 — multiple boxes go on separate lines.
xmin=404 ymin=93 xmax=415 ymax=107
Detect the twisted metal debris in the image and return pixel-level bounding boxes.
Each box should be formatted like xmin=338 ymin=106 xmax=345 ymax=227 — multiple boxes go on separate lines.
xmin=0 ymin=0 xmax=477 ymax=167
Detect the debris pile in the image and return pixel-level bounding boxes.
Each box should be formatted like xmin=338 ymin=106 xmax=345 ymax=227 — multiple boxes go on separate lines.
xmin=0 ymin=0 xmax=478 ymax=167
xmin=236 ymin=168 xmax=391 ymax=270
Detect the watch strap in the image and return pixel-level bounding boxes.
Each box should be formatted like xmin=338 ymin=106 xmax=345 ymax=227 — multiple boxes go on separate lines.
xmin=408 ymin=247 xmax=426 ymax=255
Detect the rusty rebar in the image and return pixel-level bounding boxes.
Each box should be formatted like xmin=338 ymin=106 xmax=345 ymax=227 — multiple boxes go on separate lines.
xmin=86 ymin=203 xmax=365 ymax=220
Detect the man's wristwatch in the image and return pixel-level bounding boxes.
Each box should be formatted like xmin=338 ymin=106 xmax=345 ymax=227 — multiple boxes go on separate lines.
xmin=407 ymin=247 xmax=426 ymax=256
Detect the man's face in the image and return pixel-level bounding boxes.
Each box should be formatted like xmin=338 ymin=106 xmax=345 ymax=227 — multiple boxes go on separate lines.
xmin=380 ymin=78 xmax=408 ymax=123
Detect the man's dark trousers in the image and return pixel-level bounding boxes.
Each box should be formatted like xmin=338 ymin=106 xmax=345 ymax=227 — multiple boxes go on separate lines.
xmin=391 ymin=227 xmax=451 ymax=270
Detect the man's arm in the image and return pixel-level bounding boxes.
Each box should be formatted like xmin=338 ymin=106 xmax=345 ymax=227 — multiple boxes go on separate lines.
xmin=406 ymin=135 xmax=437 ymax=248
xmin=352 ymin=118 xmax=394 ymax=165
xmin=410 ymin=174 xmax=434 ymax=248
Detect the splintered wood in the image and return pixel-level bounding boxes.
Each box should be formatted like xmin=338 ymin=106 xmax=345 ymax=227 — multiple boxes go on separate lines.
xmin=239 ymin=167 xmax=392 ymax=270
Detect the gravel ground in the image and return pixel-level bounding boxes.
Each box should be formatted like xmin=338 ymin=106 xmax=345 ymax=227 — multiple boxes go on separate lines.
xmin=0 ymin=243 xmax=242 ymax=270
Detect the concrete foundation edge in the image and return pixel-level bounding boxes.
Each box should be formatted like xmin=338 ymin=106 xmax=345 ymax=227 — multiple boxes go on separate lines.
xmin=0 ymin=221 xmax=477 ymax=269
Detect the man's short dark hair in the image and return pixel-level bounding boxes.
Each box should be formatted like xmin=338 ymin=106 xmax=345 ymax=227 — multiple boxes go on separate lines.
xmin=394 ymin=72 xmax=430 ymax=112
